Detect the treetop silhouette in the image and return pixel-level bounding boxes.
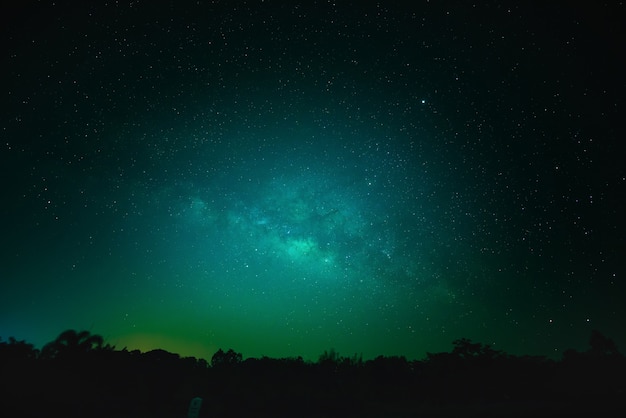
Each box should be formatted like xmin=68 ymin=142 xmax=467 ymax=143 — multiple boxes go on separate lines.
xmin=40 ymin=329 xmax=106 ymax=360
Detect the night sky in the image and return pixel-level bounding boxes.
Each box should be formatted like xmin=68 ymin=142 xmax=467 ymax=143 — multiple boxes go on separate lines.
xmin=1 ymin=1 xmax=624 ymax=362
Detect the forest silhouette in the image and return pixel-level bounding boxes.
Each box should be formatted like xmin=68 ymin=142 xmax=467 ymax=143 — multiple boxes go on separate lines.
xmin=1 ymin=329 xmax=624 ymax=417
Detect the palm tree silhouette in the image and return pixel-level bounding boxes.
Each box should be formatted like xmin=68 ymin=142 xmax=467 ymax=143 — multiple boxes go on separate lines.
xmin=40 ymin=329 xmax=104 ymax=360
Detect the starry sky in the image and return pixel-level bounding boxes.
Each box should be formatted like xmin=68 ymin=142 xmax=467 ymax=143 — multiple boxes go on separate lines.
xmin=1 ymin=1 xmax=625 ymax=361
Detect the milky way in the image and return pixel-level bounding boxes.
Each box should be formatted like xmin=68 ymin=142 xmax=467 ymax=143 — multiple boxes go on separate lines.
xmin=1 ymin=1 xmax=624 ymax=360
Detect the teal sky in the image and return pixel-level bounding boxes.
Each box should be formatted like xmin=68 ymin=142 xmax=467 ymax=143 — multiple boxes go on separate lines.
xmin=1 ymin=1 xmax=624 ymax=361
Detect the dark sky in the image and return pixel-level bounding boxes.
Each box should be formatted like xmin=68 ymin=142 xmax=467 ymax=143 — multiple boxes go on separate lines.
xmin=1 ymin=1 xmax=624 ymax=361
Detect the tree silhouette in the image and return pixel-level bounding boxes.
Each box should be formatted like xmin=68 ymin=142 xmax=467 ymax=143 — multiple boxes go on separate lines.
xmin=0 ymin=336 xmax=39 ymax=360
xmin=452 ymin=338 xmax=502 ymax=361
xmin=40 ymin=329 xmax=105 ymax=360
xmin=2 ymin=330 xmax=625 ymax=416
xmin=211 ymin=348 xmax=242 ymax=368
xmin=588 ymin=329 xmax=620 ymax=357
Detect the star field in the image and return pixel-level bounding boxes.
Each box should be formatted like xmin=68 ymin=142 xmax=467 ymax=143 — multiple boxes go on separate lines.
xmin=1 ymin=1 xmax=624 ymax=361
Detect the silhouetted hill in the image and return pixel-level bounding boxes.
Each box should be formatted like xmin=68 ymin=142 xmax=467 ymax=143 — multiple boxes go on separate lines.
xmin=1 ymin=330 xmax=625 ymax=417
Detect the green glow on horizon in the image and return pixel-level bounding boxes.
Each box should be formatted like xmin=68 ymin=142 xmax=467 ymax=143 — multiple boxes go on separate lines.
xmin=2 ymin=1 xmax=622 ymax=365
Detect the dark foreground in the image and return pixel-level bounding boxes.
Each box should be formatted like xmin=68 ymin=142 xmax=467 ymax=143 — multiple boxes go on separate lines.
xmin=2 ymin=330 xmax=624 ymax=417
